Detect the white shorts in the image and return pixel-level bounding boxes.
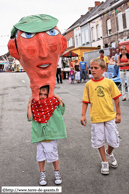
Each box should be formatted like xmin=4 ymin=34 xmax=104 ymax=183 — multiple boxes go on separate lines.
xmin=75 ymin=71 xmax=80 ymax=80
xmin=37 ymin=140 xmax=58 ymax=163
xmin=91 ymin=119 xmax=121 ymax=148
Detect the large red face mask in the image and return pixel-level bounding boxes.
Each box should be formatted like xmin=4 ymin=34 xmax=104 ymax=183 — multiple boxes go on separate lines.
xmin=8 ymin=27 xmax=67 ymax=100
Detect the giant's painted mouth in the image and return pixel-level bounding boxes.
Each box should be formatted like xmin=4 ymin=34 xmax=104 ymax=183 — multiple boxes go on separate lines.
xmin=36 ymin=63 xmax=51 ymax=69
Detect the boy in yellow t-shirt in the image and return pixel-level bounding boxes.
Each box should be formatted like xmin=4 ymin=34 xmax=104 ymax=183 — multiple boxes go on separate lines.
xmin=81 ymin=58 xmax=122 ymax=175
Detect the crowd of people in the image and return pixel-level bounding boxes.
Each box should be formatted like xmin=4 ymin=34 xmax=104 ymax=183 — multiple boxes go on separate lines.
xmin=57 ymin=47 xmax=129 ymax=101
xmin=69 ymin=57 xmax=87 ymax=84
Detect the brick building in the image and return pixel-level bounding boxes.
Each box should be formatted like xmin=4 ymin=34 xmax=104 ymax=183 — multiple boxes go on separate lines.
xmin=65 ymin=29 xmax=75 ymax=50
xmin=64 ymin=0 xmax=129 ymax=51
xmin=102 ymin=0 xmax=129 ymax=48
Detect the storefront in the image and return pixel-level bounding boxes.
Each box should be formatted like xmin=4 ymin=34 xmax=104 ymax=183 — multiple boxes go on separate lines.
xmin=68 ymin=46 xmax=99 ymax=61
xmin=61 ymin=51 xmax=78 ymax=79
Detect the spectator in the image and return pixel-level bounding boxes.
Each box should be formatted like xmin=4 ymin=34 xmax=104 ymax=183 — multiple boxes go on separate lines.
xmin=73 ymin=59 xmax=80 ymax=83
xmin=87 ymin=67 xmax=93 ymax=79
xmin=114 ymin=48 xmax=120 ymax=63
xmin=56 ymin=57 xmax=63 ymax=84
xmin=109 ymin=56 xmax=118 ymax=78
xmin=79 ymin=57 xmax=87 ymax=83
xmin=110 ymin=56 xmax=115 ymax=65
xmin=113 ymin=48 xmax=120 ymax=77
xmin=69 ymin=59 xmax=73 ymax=68
xmin=107 ymin=55 xmax=112 ymax=64
xmin=69 ymin=67 xmax=74 ymax=84
xmin=98 ymin=50 xmax=109 ymax=78
xmin=118 ymin=46 xmax=129 ymax=101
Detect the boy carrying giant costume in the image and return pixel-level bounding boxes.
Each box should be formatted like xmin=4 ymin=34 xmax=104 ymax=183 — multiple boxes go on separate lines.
xmin=8 ymin=14 xmax=67 ymax=185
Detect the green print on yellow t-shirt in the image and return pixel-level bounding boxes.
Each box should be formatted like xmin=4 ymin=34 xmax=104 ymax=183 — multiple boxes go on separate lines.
xmin=95 ymin=86 xmax=105 ymax=97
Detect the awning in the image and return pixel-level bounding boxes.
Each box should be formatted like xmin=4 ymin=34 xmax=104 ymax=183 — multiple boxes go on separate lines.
xmin=61 ymin=51 xmax=78 ymax=57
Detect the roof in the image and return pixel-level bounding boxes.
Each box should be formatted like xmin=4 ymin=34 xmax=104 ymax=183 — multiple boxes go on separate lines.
xmin=80 ymin=2 xmax=105 ymax=26
xmin=85 ymin=0 xmax=127 ymax=24
xmin=63 ymin=0 xmax=126 ymax=34
xmin=61 ymin=50 xmax=78 ymax=57
xmin=63 ymin=2 xmax=104 ymax=35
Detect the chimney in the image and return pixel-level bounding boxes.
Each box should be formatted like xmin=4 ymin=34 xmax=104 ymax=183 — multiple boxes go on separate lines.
xmin=95 ymin=1 xmax=100 ymax=7
xmin=88 ymin=7 xmax=93 ymax=11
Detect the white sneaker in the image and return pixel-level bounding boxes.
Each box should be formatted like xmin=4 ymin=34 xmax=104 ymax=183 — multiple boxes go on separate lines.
xmin=54 ymin=171 xmax=62 ymax=185
xmin=39 ymin=171 xmax=47 ymax=186
xmin=101 ymin=162 xmax=109 ymax=175
xmin=106 ymin=150 xmax=118 ymax=168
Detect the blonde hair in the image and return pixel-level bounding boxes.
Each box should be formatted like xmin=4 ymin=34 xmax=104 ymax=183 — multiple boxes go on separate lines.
xmin=90 ymin=58 xmax=106 ymax=69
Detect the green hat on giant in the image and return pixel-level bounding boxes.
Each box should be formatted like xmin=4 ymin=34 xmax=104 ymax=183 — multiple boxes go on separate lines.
xmin=10 ymin=14 xmax=58 ymax=38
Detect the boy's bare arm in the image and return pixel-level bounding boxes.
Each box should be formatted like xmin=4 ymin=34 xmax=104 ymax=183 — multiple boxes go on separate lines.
xmin=27 ymin=98 xmax=32 ymax=120
xmin=114 ymin=98 xmax=121 ymax=123
xmin=54 ymin=95 xmax=63 ymax=106
xmin=80 ymin=102 xmax=88 ymax=126
xmin=106 ymin=63 xmax=108 ymax=71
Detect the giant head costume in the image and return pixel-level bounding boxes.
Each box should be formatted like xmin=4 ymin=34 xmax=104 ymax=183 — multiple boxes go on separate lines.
xmin=8 ymin=14 xmax=67 ymax=100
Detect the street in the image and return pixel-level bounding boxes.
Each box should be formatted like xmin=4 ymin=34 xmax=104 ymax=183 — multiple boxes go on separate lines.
xmin=0 ymin=72 xmax=129 ymax=194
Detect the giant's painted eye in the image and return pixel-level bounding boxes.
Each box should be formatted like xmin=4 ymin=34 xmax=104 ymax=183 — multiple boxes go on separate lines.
xmin=46 ymin=29 xmax=59 ymax=36
xmin=21 ymin=32 xmax=36 ymax=39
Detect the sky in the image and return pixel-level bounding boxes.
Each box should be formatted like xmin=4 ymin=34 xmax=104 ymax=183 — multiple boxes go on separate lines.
xmin=0 ymin=0 xmax=105 ymax=55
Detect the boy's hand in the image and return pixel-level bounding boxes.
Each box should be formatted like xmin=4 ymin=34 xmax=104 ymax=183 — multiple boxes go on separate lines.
xmin=54 ymin=95 xmax=63 ymax=106
xmin=81 ymin=116 xmax=87 ymax=126
xmin=115 ymin=114 xmax=121 ymax=123
xmin=28 ymin=98 xmax=32 ymax=106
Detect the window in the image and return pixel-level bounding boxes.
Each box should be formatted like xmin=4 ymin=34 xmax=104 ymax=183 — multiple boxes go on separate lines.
xmin=76 ymin=36 xmax=78 ymax=47
xmin=96 ymin=25 xmax=100 ymax=39
xmin=125 ymin=8 xmax=129 ymax=29
xmin=111 ymin=42 xmax=115 ymax=48
xmin=85 ymin=30 xmax=89 ymax=43
xmin=69 ymin=38 xmax=73 ymax=47
xmin=91 ymin=27 xmax=95 ymax=41
xmin=67 ymin=38 xmax=74 ymax=48
xmin=105 ymin=44 xmax=108 ymax=48
xmin=118 ymin=13 xmax=123 ymax=32
xmin=79 ymin=35 xmax=81 ymax=46
xmin=82 ymin=32 xmax=85 ymax=44
xmin=67 ymin=40 xmax=69 ymax=48
xmin=107 ymin=19 xmax=111 ymax=35
xmin=119 ymin=39 xmax=124 ymax=42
